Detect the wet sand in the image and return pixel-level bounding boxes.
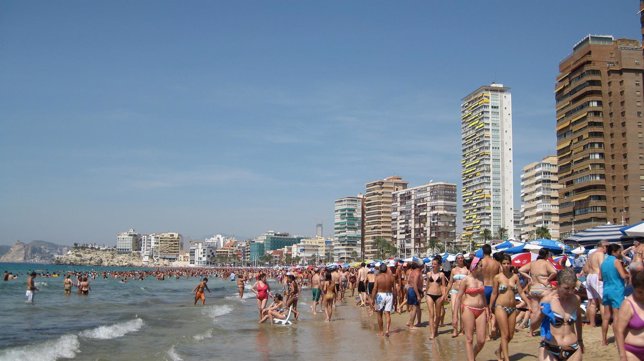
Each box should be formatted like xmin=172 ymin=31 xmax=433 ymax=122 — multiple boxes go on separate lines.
xmin=287 ymin=294 xmax=620 ymax=361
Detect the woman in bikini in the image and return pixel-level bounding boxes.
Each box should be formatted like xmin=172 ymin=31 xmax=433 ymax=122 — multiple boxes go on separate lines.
xmin=425 ymin=256 xmax=448 ymax=339
xmin=455 ymin=260 xmax=489 ymax=361
xmin=616 ymin=270 xmax=644 ymax=361
xmin=323 ymin=272 xmax=335 ymax=322
xmin=259 ymin=294 xmax=287 ymax=324
xmin=519 ymin=248 xmax=557 ymax=329
xmin=533 ymin=268 xmax=584 ymax=361
xmin=237 ymin=273 xmax=246 ymax=299
xmin=252 ymin=273 xmax=271 ymax=320
xmin=446 ymin=253 xmax=470 ymax=337
xmin=490 ymin=254 xmax=529 ymax=361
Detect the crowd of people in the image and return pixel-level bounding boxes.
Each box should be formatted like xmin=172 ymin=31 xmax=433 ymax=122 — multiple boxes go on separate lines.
xmin=4 ymin=239 xmax=644 ymax=360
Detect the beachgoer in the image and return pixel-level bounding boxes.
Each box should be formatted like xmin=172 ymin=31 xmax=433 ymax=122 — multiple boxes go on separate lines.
xmin=406 ymin=262 xmax=423 ymax=329
xmin=311 ymin=268 xmax=322 ymax=315
xmin=285 ymin=274 xmax=300 ymax=320
xmin=616 ymin=270 xmax=644 ymax=361
xmin=259 ymin=294 xmax=287 ymax=324
xmin=447 ymin=253 xmax=470 ymax=337
xmin=3 ymin=271 xmax=8 ymax=282
xmin=534 ymin=268 xmax=584 ymax=361
xmin=455 ymin=261 xmax=489 ymax=361
xmin=79 ymin=276 xmax=91 ymax=296
xmin=582 ymin=240 xmax=609 ymax=327
xmin=64 ymin=274 xmax=73 ymax=295
xmin=480 ymin=244 xmax=502 ymax=337
xmin=371 ymin=263 xmax=395 ymax=336
xmin=519 ymin=248 xmax=557 ymax=330
xmin=490 ymin=254 xmax=529 ymax=361
xmin=425 ymin=256 xmax=447 ymax=339
xmin=252 ymin=273 xmax=271 ymax=319
xmin=323 ymin=272 xmax=335 ymax=322
xmin=357 ymin=262 xmax=368 ymax=306
xmin=600 ymin=243 xmax=629 ymax=346
xmin=237 ymin=273 xmax=245 ymax=299
xmin=193 ymin=277 xmax=211 ymax=305
xmin=25 ymin=272 xmax=38 ymax=304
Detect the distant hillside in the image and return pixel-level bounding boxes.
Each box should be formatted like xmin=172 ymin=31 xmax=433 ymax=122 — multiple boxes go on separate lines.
xmin=0 ymin=245 xmax=10 ymax=258
xmin=0 ymin=241 xmax=69 ymax=263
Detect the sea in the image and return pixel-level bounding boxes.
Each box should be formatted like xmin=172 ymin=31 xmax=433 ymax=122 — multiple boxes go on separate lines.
xmin=0 ymin=263 xmax=468 ymax=361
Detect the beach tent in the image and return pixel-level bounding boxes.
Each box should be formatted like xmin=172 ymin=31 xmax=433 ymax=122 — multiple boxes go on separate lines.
xmin=621 ymin=222 xmax=644 ymax=237
xmin=565 ymin=224 xmax=624 ymax=246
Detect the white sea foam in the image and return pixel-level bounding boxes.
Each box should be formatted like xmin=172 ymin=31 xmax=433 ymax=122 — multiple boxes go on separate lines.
xmin=35 ymin=281 xmax=48 ymax=287
xmin=201 ymin=304 xmax=233 ymax=322
xmin=79 ymin=318 xmax=144 ymax=340
xmin=0 ymin=334 xmax=80 ymax=361
xmin=193 ymin=329 xmax=213 ymax=341
xmin=167 ymin=345 xmax=183 ymax=361
xmin=225 ymin=293 xmax=253 ymax=301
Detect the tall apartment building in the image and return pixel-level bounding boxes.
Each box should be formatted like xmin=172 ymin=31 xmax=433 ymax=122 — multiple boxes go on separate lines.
xmin=364 ymin=176 xmax=408 ymax=259
xmin=392 ymin=182 xmax=457 ymax=257
xmin=116 ymin=228 xmax=141 ymax=254
xmin=520 ymin=156 xmax=561 ymax=240
xmin=333 ymin=196 xmax=363 ymax=262
xmin=556 ymin=35 xmax=644 ymax=236
xmin=461 ymin=84 xmax=515 ymax=241
xmin=157 ymin=232 xmax=182 ymax=260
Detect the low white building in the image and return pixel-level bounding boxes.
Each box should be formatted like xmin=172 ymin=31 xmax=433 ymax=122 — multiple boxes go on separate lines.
xmin=116 ymin=228 xmax=141 ymax=254
xmin=291 ymin=237 xmax=327 ymax=263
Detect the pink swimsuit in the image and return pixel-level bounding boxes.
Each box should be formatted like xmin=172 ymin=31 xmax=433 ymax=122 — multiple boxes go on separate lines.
xmin=624 ymin=300 xmax=644 ymax=361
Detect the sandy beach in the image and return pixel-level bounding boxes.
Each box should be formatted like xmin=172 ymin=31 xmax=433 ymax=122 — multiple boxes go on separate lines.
xmin=293 ymin=294 xmax=621 ymax=361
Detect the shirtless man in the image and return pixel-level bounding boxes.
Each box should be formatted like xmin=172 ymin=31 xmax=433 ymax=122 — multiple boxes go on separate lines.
xmin=331 ymin=267 xmax=341 ymax=304
xmin=406 ymin=262 xmax=423 ymax=328
xmin=193 ymin=277 xmax=211 ymax=305
xmin=479 ymin=244 xmax=501 ymax=337
xmin=311 ymin=268 xmax=322 ymax=314
xmin=357 ymin=263 xmax=368 ymax=306
xmin=583 ymin=240 xmax=608 ymax=327
xmin=625 ymin=240 xmax=644 ymax=278
xmin=372 ymin=263 xmax=395 ymax=336
xmin=25 ymin=272 xmax=38 ymax=304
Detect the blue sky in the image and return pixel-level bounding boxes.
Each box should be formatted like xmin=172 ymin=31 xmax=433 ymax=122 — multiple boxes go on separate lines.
xmin=0 ymin=1 xmax=640 ymax=245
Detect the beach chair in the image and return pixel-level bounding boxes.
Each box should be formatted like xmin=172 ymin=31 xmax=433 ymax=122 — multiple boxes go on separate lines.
xmin=273 ymin=306 xmax=293 ymax=325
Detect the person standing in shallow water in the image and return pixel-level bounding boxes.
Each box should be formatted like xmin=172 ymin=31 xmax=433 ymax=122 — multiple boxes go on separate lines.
xmin=64 ymin=274 xmax=73 ymax=296
xmin=371 ymin=263 xmax=395 ymax=337
xmin=193 ymin=277 xmax=211 ymax=305
xmin=25 ymin=272 xmax=38 ymax=304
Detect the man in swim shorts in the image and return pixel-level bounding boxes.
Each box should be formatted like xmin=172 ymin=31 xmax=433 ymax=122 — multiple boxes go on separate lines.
xmin=406 ymin=262 xmax=423 ymax=328
xmin=25 ymin=271 xmax=38 ymax=304
xmin=357 ymin=263 xmax=368 ymax=307
xmin=372 ymin=263 xmax=395 ymax=336
xmin=584 ymin=240 xmax=607 ymax=327
xmin=193 ymin=277 xmax=211 ymax=305
xmin=311 ymin=268 xmax=322 ymax=314
xmin=480 ymin=244 xmax=501 ymax=336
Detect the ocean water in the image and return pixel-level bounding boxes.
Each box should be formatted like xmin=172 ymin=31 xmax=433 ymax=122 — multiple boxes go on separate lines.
xmin=0 ymin=263 xmax=469 ymax=361
xmin=0 ymin=263 xmax=256 ymax=361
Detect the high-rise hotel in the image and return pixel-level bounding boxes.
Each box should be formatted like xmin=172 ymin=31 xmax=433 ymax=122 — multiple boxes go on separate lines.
xmin=520 ymin=156 xmax=561 ymax=240
xmin=392 ymin=182 xmax=457 ymax=257
xmin=333 ymin=196 xmax=363 ymax=262
xmin=364 ymin=176 xmax=408 ymax=259
xmin=556 ymin=35 xmax=644 ymax=236
xmin=461 ymin=84 xmax=514 ymax=241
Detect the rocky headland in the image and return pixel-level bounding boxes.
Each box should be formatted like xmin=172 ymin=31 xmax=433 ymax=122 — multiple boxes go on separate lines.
xmin=54 ymin=248 xmax=144 ymax=267
xmin=0 ymin=241 xmax=69 ymax=263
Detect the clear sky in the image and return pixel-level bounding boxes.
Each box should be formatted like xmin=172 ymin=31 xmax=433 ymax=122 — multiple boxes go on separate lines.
xmin=0 ymin=1 xmax=640 ymax=245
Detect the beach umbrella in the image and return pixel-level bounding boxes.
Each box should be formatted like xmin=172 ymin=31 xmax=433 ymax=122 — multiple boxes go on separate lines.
xmin=565 ymin=224 xmax=624 ymax=245
xmin=503 ymin=244 xmax=527 ymax=254
xmin=621 ymin=222 xmax=644 ymax=237
xmin=494 ymin=240 xmax=515 ymax=250
xmin=474 ymin=248 xmax=483 ymax=258
xmin=511 ymin=252 xmax=534 ymax=267
xmin=524 ymin=243 xmax=543 ymax=251
xmin=441 ymin=252 xmax=450 ymax=263
xmin=528 ymin=239 xmax=568 ymax=253
xmin=405 ymin=256 xmax=420 ymax=264
xmin=469 ymin=256 xmax=481 ymax=271
xmin=422 ymin=257 xmax=431 ymax=264
xmin=446 ymin=254 xmax=456 ymax=262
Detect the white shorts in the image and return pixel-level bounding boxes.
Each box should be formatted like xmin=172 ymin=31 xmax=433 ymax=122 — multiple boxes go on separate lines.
xmin=585 ymin=273 xmax=603 ymax=300
xmin=25 ymin=290 xmax=34 ymax=303
xmin=375 ymin=292 xmax=393 ymax=312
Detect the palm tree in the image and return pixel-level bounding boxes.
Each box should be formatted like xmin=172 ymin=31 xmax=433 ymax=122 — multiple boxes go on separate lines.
xmin=374 ymin=237 xmax=397 ymax=259
xmin=497 ymin=227 xmax=508 ymax=241
xmin=535 ymin=226 xmax=551 ymax=240
xmin=428 ymin=237 xmax=439 ymax=255
xmin=482 ymin=228 xmax=492 ymax=244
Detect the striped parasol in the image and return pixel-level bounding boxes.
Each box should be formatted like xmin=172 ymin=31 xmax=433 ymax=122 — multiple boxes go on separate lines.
xmin=564 ymin=224 xmax=624 ymax=246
